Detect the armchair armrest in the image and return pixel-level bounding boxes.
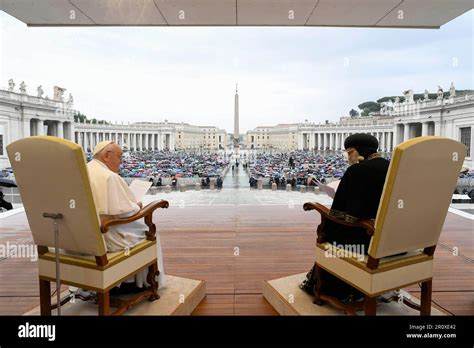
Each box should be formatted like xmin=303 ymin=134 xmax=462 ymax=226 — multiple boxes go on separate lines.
xmin=303 ymin=202 xmax=375 ymax=243
xmin=100 ymin=200 xmax=169 ymax=241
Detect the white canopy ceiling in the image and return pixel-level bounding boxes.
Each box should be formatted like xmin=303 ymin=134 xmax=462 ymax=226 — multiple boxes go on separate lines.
xmin=0 ymin=0 xmax=472 ymax=28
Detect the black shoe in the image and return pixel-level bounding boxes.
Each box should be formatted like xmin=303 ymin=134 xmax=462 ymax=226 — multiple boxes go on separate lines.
xmin=338 ymin=292 xmax=364 ymax=305
xmin=119 ymin=282 xmax=146 ymax=295
xmin=110 ymin=283 xmax=146 ymax=296
xmin=109 ymin=286 xmax=121 ymax=296
xmin=299 ymin=280 xmax=315 ymax=296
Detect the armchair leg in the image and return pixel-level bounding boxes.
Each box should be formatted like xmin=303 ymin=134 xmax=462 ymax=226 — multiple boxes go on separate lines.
xmin=364 ymin=296 xmax=376 ymax=316
xmin=39 ymin=278 xmax=52 ymax=316
xmin=313 ymin=264 xmax=326 ymax=306
xmin=420 ymin=280 xmax=432 ymax=316
xmin=147 ymin=262 xmax=160 ymax=301
xmin=98 ymin=291 xmax=110 ymax=316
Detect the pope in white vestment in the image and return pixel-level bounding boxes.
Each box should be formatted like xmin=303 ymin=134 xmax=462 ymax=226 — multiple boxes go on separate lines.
xmin=87 ymin=141 xmax=166 ymax=289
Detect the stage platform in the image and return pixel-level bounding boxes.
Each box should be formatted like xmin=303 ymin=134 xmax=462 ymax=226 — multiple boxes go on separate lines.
xmin=24 ymin=275 xmax=205 ymax=316
xmin=263 ymin=273 xmax=445 ymax=316
xmin=0 ymin=189 xmax=472 ymax=315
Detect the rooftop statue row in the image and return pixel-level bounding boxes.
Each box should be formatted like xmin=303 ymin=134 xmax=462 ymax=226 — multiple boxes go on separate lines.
xmin=379 ymin=83 xmax=473 ymax=116
xmin=6 ymin=79 xmax=74 ymax=108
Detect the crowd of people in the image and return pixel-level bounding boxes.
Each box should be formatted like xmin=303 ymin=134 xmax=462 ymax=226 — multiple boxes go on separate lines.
xmin=86 ymin=150 xmax=229 ymax=185
xmin=456 ymin=167 xmax=474 ymax=199
xmin=247 ymin=151 xmax=352 ymax=188
xmin=84 ymin=149 xmax=390 ymax=190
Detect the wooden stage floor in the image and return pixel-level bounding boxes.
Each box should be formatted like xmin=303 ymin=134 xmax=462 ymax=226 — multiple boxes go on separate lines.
xmin=0 ymin=204 xmax=472 ymax=315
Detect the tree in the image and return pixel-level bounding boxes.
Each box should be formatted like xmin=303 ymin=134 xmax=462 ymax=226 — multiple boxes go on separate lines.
xmin=349 ymin=109 xmax=359 ymax=117
xmin=358 ymin=101 xmax=380 ymax=111
xmin=377 ymin=96 xmax=404 ymax=103
xmin=74 ymin=112 xmax=87 ymax=123
xmin=358 ymin=101 xmax=380 ymax=117
xmin=73 ymin=111 xmax=109 ymax=124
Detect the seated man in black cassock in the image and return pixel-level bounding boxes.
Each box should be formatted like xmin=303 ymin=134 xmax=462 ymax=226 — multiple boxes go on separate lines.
xmin=300 ymin=133 xmax=390 ymax=302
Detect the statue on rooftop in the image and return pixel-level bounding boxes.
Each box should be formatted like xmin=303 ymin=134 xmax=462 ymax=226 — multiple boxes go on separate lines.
xmin=437 ymin=86 xmax=444 ymax=100
xmin=449 ymin=82 xmax=456 ymax=98
xmin=424 ymin=89 xmax=429 ymax=101
xmin=53 ymin=86 xmax=66 ymax=101
xmin=8 ymin=79 xmax=15 ymax=92
xmin=19 ymin=81 xmax=27 ymax=94
xmin=37 ymin=85 xmax=44 ymax=98
xmin=404 ymin=90 xmax=414 ymax=104
xmin=67 ymin=93 xmax=74 ymax=108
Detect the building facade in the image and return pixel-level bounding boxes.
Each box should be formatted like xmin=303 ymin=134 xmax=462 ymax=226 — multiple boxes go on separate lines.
xmin=74 ymin=121 xmax=226 ymax=154
xmin=0 ymin=81 xmax=226 ymax=168
xmin=1 ymin=81 xmax=472 ymax=169
xmin=246 ymin=87 xmax=474 ymax=169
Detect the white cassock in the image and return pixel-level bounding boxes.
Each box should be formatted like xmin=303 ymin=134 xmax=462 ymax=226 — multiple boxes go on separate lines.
xmin=87 ymin=159 xmax=166 ymax=288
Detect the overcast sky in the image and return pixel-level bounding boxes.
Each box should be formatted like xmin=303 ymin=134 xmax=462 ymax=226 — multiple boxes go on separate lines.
xmin=1 ymin=9 xmax=472 ymax=132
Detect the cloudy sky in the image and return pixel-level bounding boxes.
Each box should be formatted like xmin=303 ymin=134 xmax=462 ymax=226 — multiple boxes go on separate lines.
xmin=0 ymin=9 xmax=472 ymax=132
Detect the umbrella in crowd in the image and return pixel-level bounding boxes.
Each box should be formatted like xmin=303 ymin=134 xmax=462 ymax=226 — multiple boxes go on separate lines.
xmin=0 ymin=178 xmax=17 ymax=188
xmin=248 ymin=151 xmax=348 ymax=186
xmin=87 ymin=150 xmax=229 ymax=180
xmin=247 ymin=150 xmax=391 ymax=187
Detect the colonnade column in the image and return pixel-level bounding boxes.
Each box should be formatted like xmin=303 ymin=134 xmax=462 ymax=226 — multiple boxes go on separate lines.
xmin=421 ymin=122 xmax=429 ymax=136
xmin=403 ymin=123 xmax=410 ymax=143
xmin=37 ymin=120 xmax=45 ymax=136
xmin=84 ymin=132 xmax=89 ymax=152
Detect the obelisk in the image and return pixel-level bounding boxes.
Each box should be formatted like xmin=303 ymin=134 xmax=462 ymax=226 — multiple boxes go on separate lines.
xmin=234 ymin=84 xmax=239 ymax=152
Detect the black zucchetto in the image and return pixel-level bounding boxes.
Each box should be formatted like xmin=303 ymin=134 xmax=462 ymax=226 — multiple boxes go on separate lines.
xmin=344 ymin=133 xmax=379 ymax=158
